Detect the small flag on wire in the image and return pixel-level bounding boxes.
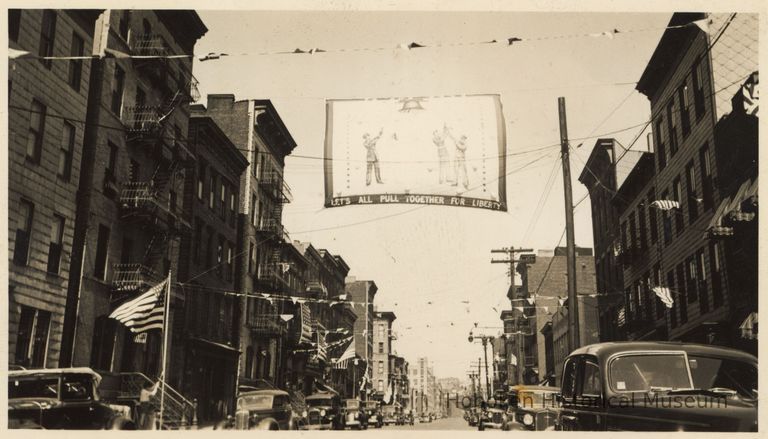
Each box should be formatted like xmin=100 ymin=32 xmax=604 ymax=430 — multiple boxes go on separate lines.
xmin=651 ymin=200 xmax=680 ymax=210
xmin=652 ymin=286 xmax=674 ymax=308
xmin=109 ymin=278 xmax=167 ymax=333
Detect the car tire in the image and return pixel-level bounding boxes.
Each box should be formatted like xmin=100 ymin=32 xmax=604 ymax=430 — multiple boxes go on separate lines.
xmin=478 ymin=421 xmax=485 ymax=431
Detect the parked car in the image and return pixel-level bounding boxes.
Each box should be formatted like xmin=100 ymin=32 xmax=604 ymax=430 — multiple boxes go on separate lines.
xmin=478 ymin=399 xmax=510 ymax=431
xmin=364 ymin=400 xmax=383 ymax=428
xmin=382 ymin=405 xmax=398 ymax=425
xmin=465 ymin=408 xmax=479 ymax=426
xmin=556 ymin=342 xmax=758 ymax=432
xmin=510 ymin=385 xmax=560 ymax=430
xmin=220 ymin=389 xmax=297 ymax=430
xmin=8 ymin=368 xmax=136 ymax=429
xmin=300 ymin=392 xmax=343 ymax=430
xmin=342 ymin=398 xmax=364 ymax=429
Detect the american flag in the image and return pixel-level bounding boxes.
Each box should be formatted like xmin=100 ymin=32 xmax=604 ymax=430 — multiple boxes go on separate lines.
xmin=650 ymin=199 xmax=681 ymax=211
xmin=652 ymin=286 xmax=674 ymax=308
xmin=109 ymin=279 xmax=167 ymax=333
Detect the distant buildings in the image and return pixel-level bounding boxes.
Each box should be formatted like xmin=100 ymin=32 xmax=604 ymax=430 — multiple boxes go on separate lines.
xmin=581 ymin=13 xmax=758 ymax=354
xmin=408 ymin=357 xmax=442 ymax=416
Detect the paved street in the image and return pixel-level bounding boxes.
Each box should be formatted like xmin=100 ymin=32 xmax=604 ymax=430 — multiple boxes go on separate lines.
xmin=386 ymin=416 xmax=473 ymax=431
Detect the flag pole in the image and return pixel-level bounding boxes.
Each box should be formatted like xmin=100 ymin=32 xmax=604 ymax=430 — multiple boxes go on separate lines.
xmin=159 ymin=271 xmax=172 ymax=428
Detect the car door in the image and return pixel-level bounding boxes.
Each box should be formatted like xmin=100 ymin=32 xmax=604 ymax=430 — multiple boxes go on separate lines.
xmin=558 ymin=357 xmax=579 ymax=430
xmin=273 ymin=395 xmax=290 ymax=428
xmin=574 ymin=357 xmax=605 ymax=430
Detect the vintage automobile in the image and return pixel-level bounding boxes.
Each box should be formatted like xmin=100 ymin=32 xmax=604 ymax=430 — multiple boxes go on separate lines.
xmin=382 ymin=405 xmax=398 ymax=425
xmin=8 ymin=368 xmax=136 ymax=430
xmin=477 ymin=399 xmax=510 ymax=431
xmin=465 ymin=408 xmax=479 ymax=426
xmin=300 ymin=392 xmax=343 ymax=430
xmin=220 ymin=389 xmax=297 ymax=430
xmin=510 ymin=385 xmax=560 ymax=430
xmin=556 ymin=342 xmax=758 ymax=432
xmin=342 ymin=398 xmax=364 ymax=429
xmin=363 ymin=400 xmax=383 ymax=428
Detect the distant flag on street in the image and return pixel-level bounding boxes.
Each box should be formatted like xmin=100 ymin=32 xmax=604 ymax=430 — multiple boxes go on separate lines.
xmin=334 ymin=338 xmax=355 ymax=369
xmin=651 ymin=200 xmax=680 ymax=210
xmin=652 ymin=286 xmax=674 ymax=308
xmin=109 ymin=278 xmax=168 ymax=333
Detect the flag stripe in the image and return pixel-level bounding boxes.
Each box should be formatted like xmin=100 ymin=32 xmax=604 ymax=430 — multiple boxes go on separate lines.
xmin=109 ymin=279 xmax=167 ymax=332
xmin=109 ymin=280 xmax=166 ymax=320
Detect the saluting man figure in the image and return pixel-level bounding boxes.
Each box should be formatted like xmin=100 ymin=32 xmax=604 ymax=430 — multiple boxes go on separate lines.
xmin=363 ymin=128 xmax=384 ymax=185
xmin=445 ymin=126 xmax=469 ymax=190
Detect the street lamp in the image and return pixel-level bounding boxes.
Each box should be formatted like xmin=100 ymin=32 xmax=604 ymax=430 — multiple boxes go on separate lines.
xmin=467 ymin=330 xmax=494 ymax=400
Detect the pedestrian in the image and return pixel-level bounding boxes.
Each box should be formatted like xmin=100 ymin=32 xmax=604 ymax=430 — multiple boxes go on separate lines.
xmin=363 ymin=128 xmax=384 ymax=185
xmin=138 ymin=379 xmax=161 ymax=429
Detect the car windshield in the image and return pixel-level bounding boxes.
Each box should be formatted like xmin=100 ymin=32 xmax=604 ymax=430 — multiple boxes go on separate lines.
xmin=307 ymin=398 xmax=333 ymax=407
xmin=60 ymin=376 xmax=94 ymax=400
xmin=688 ymin=356 xmax=758 ymax=399
xmin=9 ymin=377 xmax=60 ymax=399
xmin=345 ymin=400 xmax=359 ymax=409
xmin=238 ymin=394 xmax=273 ymax=410
xmin=610 ymin=354 xmax=692 ymax=392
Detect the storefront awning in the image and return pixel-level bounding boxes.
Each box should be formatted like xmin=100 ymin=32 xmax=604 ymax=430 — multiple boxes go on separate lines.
xmin=706 ymin=176 xmax=758 ymax=238
xmin=190 ymin=337 xmax=241 ymax=357
xmin=739 ymin=312 xmax=758 ymax=340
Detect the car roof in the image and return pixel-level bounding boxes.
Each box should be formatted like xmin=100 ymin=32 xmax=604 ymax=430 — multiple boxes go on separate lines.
xmin=238 ymin=389 xmax=288 ymax=397
xmin=569 ymin=341 xmax=757 ymax=364
xmin=306 ymin=392 xmax=337 ymax=400
xmin=8 ymin=367 xmax=102 ymax=383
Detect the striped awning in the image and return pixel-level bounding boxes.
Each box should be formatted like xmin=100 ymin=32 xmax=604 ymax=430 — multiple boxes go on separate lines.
xmin=706 ymin=176 xmax=758 ymax=238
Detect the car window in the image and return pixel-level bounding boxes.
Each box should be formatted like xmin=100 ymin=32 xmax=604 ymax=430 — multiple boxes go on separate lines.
xmin=609 ymin=354 xmax=692 ymax=392
xmin=561 ymin=358 xmax=577 ymax=399
xmin=60 ymin=376 xmax=94 ymax=401
xmin=581 ymin=362 xmax=601 ymax=396
xmin=238 ymin=394 xmax=273 ymax=410
xmin=9 ymin=377 xmax=59 ymax=399
xmin=688 ymin=356 xmax=757 ymax=399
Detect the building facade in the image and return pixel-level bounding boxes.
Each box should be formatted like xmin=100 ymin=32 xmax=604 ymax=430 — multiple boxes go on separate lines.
xmin=583 ymin=13 xmax=758 ymax=354
xmin=175 ymin=109 xmax=248 ymax=420
xmin=346 ymin=278 xmax=378 ymax=399
xmin=9 ymin=9 xmax=100 ymax=369
xmin=372 ymin=311 xmax=396 ymax=400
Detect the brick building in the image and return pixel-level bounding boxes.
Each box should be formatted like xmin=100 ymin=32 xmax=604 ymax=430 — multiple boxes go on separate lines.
xmin=372 ymin=311 xmax=396 ymax=400
xmin=199 ymin=95 xmax=297 ymax=388
xmin=346 ymin=278 xmax=378 ymax=398
xmin=581 ymin=13 xmax=758 ymax=353
xmin=8 ymin=9 xmax=100 ymax=369
xmin=174 ymin=108 xmax=248 ymax=420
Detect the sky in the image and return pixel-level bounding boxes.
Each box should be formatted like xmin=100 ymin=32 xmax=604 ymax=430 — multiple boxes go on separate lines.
xmin=191 ymin=9 xmax=671 ymax=380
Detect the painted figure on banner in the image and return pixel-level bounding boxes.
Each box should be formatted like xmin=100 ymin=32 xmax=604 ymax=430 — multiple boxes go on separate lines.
xmin=445 ymin=125 xmax=469 ymax=189
xmin=363 ymin=128 xmax=384 ymax=185
xmin=433 ymin=125 xmax=452 ymax=184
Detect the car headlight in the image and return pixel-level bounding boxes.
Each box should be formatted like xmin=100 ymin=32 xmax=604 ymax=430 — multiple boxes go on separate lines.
xmin=320 ymin=409 xmax=326 ymax=417
xmin=302 ymin=411 xmax=308 ymax=418
xmin=523 ymin=413 xmax=534 ymax=426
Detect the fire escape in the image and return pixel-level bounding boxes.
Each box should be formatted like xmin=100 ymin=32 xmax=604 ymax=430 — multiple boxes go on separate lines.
xmin=111 ymin=33 xmax=197 ymax=301
xmin=255 ymin=167 xmax=293 ymax=292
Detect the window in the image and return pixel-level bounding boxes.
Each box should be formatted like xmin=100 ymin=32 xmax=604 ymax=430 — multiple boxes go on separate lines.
xmin=217 ymin=236 xmax=224 ymax=278
xmin=118 ymin=10 xmax=131 ymax=41
xmin=676 ymin=264 xmax=688 ymax=324
xmin=561 ymin=358 xmax=577 ymax=400
xmin=699 ymin=145 xmax=714 ymax=210
xmin=647 ymin=191 xmax=658 ymax=244
xmin=378 ymin=380 xmax=384 ymax=392
xmin=378 ymin=361 xmax=384 ymax=374
xmin=667 ymin=271 xmax=677 ymax=328
xmin=209 ymin=173 xmax=216 ymax=210
xmin=226 ymin=243 xmax=234 ymax=282
xmin=686 ymin=257 xmax=698 ymax=303
xmin=105 ymin=141 xmax=118 ymax=185
xmin=58 ymin=121 xmax=75 ymax=180
xmin=68 ymin=32 xmax=84 ymax=91
xmin=129 ymin=159 xmax=140 ymax=182
xmin=110 ymin=65 xmax=125 ymax=115
xmin=197 ymin=163 xmax=205 ymax=200
xmin=14 ymin=200 xmax=34 ymax=266
xmin=249 ymin=242 xmax=255 ymax=274
xmin=193 ymin=219 xmax=202 ymax=265
xmin=94 ymin=225 xmax=110 ymax=280
xmin=27 ymin=99 xmax=46 ymax=163
xmin=679 ymin=83 xmax=691 ymax=136
xmin=90 ymin=315 xmax=117 ymax=370
xmin=9 ymin=10 xmax=21 ymax=42
xmin=666 ymin=101 xmax=678 ymax=157
xmin=250 ymin=195 xmax=257 ymax=226
xmin=654 ymin=117 xmax=666 ymax=171
xmin=14 ymin=306 xmax=51 ymax=368
xmin=38 ymin=10 xmax=57 ymax=69
xmin=230 ymin=190 xmax=237 ymax=228
xmin=629 ymin=214 xmax=637 ymax=255
xmin=692 ymin=57 xmax=706 ymax=118
xmin=672 ymin=178 xmax=684 ymax=233
xmin=120 ymin=236 xmax=132 ymax=264
xmin=686 ymin=161 xmax=698 ymax=223
xmin=378 ymin=342 xmax=384 ymax=353
xmin=581 ymin=361 xmax=601 ymax=396
xmin=697 ymin=249 xmax=709 ymax=314
xmin=47 ymin=214 xmax=65 ymax=274
xmin=637 ymin=204 xmax=647 ymax=251
xmin=220 ymin=181 xmax=227 ymax=217
xmin=709 ymin=242 xmax=723 ymax=307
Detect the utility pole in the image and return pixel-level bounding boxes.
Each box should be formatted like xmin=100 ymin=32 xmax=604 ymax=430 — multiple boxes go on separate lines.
xmin=491 ymin=247 xmax=533 ymax=385
xmin=558 ymin=97 xmax=580 ymax=352
xmin=60 ymin=10 xmax=110 ymax=367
